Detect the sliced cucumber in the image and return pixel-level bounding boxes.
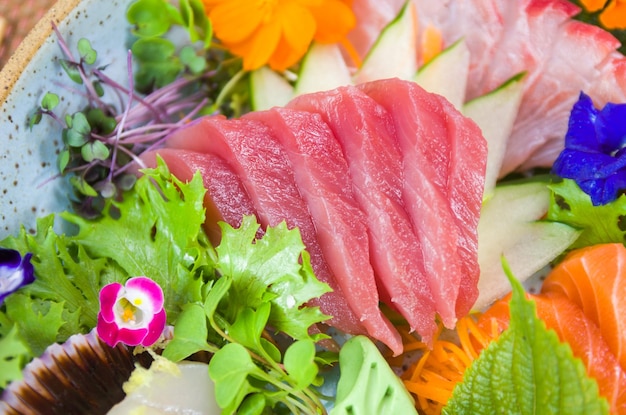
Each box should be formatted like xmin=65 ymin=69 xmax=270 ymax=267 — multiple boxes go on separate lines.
xmin=249 ymin=66 xmax=294 ymax=111
xmin=353 ymin=1 xmax=417 ymax=84
xmin=464 ymin=73 xmax=526 ymax=199
xmin=414 ymin=38 xmax=470 ymax=110
xmin=294 ymin=42 xmax=352 ymax=96
xmin=474 ymin=181 xmax=580 ymax=311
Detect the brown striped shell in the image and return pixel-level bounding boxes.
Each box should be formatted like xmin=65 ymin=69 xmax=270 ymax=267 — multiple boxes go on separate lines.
xmin=0 ymin=331 xmax=151 ymax=415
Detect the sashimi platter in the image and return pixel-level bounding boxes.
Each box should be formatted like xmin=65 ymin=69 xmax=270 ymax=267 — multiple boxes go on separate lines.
xmin=2 ymin=0 xmax=626 ymax=413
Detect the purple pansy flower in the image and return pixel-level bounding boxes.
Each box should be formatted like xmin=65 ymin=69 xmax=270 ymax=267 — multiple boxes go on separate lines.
xmin=0 ymin=248 xmax=35 ymax=305
xmin=552 ymin=92 xmax=626 ymax=205
xmin=96 ymin=276 xmax=166 ymax=348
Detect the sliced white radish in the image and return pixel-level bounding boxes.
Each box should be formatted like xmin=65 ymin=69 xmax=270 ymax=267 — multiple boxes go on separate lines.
xmin=295 ymin=42 xmax=353 ymax=96
xmin=249 ymin=66 xmax=294 ymax=111
xmin=352 ymin=1 xmax=418 ymax=84
xmin=475 ymin=181 xmax=581 ymax=311
xmin=464 ymin=73 xmax=525 ymax=199
xmin=414 ymin=38 xmax=470 ymax=110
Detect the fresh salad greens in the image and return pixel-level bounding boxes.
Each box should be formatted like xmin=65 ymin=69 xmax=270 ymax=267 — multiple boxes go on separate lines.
xmin=549 ymin=178 xmax=626 ymax=249
xmin=444 ymin=259 xmax=609 ymax=415
xmin=0 ymin=160 xmax=331 ymax=413
xmin=4 ymin=0 xmax=626 ymax=413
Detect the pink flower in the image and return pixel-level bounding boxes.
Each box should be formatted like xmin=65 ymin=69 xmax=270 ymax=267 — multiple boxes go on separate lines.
xmin=96 ymin=277 xmax=166 ymax=347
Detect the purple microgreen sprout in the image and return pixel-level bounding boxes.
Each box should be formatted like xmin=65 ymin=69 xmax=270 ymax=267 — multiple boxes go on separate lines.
xmin=0 ymin=248 xmax=35 ymax=306
xmin=29 ymin=23 xmax=212 ymax=218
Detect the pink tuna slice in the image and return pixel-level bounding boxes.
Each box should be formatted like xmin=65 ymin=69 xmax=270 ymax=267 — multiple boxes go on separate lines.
xmin=347 ymin=0 xmax=626 ymax=175
xmin=359 ymin=78 xmax=486 ymax=324
xmin=138 ymin=148 xmax=258 ymax=245
xmin=283 ymin=86 xmax=438 ymax=344
xmin=164 ymin=116 xmax=401 ymax=350
xmin=244 ymin=107 xmax=409 ymax=351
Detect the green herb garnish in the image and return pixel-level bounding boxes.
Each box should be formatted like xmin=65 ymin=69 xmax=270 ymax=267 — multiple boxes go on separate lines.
xmin=443 ymin=258 xmax=609 ymax=414
xmin=548 ymin=178 xmax=626 ymax=249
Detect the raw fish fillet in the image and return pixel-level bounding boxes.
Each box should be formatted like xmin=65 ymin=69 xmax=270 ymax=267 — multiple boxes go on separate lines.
xmin=165 ymin=116 xmax=399 ymax=351
xmin=244 ymin=107 xmax=404 ymax=354
xmin=359 ymin=79 xmax=486 ymax=324
xmin=348 ymin=0 xmax=626 ymax=175
xmin=542 ymin=243 xmax=626 ymax=372
xmin=138 ymin=148 xmax=257 ymax=245
xmin=480 ymin=293 xmax=626 ymax=414
xmin=285 ymin=86 xmax=438 ymax=343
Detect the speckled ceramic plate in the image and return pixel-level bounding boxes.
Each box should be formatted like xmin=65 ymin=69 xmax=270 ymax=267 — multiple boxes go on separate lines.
xmin=0 ymin=0 xmax=134 ymax=239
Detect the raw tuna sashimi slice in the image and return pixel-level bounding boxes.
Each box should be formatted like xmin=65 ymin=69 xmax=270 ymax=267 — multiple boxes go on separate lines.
xmin=359 ymin=78 xmax=486 ymax=323
xmin=284 ymin=86 xmax=438 ymax=344
xmin=479 ymin=293 xmax=626 ymax=414
xmin=137 ymin=148 xmax=258 ymax=245
xmin=541 ymin=243 xmax=626 ymax=372
xmin=347 ymin=0 xmax=626 ymax=175
xmin=243 ymin=107 xmax=404 ymax=354
xmin=164 ymin=116 xmax=399 ymax=351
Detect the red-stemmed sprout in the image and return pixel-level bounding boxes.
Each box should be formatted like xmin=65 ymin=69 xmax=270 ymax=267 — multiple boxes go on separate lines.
xmin=31 ymin=23 xmax=213 ymax=217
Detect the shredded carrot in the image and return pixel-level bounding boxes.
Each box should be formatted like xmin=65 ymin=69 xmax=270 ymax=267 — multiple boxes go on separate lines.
xmin=340 ymin=37 xmax=363 ymax=69
xmin=420 ymin=25 xmax=443 ymax=65
xmin=395 ymin=314 xmax=502 ymax=414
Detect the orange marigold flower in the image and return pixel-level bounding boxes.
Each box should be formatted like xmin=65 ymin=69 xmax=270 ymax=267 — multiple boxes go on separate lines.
xmin=202 ymin=0 xmax=356 ymax=71
xmin=579 ymin=0 xmax=626 ymax=29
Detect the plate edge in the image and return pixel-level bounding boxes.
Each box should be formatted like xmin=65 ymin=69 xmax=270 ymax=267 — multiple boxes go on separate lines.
xmin=0 ymin=0 xmax=82 ymax=104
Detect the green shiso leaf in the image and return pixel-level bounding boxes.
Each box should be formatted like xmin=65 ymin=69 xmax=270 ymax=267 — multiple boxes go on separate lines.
xmin=548 ymin=178 xmax=626 ymax=249
xmin=443 ymin=257 xmax=609 ymax=415
xmin=330 ymin=335 xmax=418 ymax=415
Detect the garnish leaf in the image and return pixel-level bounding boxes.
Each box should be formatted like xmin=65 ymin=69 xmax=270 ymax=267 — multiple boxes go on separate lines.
xmin=59 ymin=59 xmax=83 ymax=84
xmin=65 ymin=112 xmax=91 ymax=147
xmin=70 ymin=176 xmax=99 ymax=197
xmin=178 ymin=0 xmax=212 ymax=47
xmin=330 ymin=335 xmax=418 ymax=415
xmin=131 ymin=37 xmax=183 ymax=93
xmin=41 ymin=92 xmax=59 ymax=111
xmin=77 ymin=38 xmax=97 ymax=65
xmin=81 ymin=140 xmax=110 ymax=162
xmin=209 ymin=343 xmax=261 ymax=412
xmin=548 ymin=178 xmax=626 ymax=249
xmin=443 ymin=258 xmax=609 ymax=415
xmin=126 ymin=0 xmax=176 ymax=37
xmin=180 ymin=45 xmax=207 ymax=74
xmin=61 ymin=160 xmax=208 ymax=320
xmin=283 ymin=339 xmax=318 ymax=390
xmin=0 ymin=325 xmax=30 ymax=388
xmin=4 ymin=294 xmax=65 ymax=357
xmin=215 ymin=217 xmax=331 ymax=341
xmin=162 ymin=302 xmax=212 ymax=361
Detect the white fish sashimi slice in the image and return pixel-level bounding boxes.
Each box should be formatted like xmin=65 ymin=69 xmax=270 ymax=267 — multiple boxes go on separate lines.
xmin=347 ymin=0 xmax=626 ymax=175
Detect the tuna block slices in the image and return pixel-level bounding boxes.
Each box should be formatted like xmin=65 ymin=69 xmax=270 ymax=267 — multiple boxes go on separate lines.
xmin=143 ymin=79 xmax=487 ymax=354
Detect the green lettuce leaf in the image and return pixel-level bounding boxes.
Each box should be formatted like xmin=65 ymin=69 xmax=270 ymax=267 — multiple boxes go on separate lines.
xmin=548 ymin=179 xmax=626 ymax=250
xmin=215 ymin=216 xmax=331 ymax=341
xmin=61 ymin=160 xmax=212 ymax=321
xmin=0 ymin=326 xmax=31 ymax=388
xmin=0 ymin=159 xmax=212 ymax=388
xmin=443 ymin=259 xmax=609 ymax=415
